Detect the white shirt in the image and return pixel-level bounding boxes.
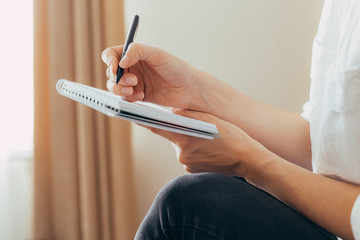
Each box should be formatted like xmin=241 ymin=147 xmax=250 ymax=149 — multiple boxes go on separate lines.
xmin=301 ymin=0 xmax=360 ymax=238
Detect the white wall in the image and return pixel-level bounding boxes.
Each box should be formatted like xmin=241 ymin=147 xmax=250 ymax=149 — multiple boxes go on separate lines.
xmin=124 ymin=0 xmax=324 ymax=226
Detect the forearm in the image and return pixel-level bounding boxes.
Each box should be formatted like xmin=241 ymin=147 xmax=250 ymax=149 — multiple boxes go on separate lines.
xmin=192 ymin=70 xmax=312 ymax=169
xmin=246 ymin=149 xmax=360 ymax=240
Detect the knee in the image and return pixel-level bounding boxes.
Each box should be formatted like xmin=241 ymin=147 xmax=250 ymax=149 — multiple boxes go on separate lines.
xmin=137 ymin=173 xmax=237 ymax=239
xmin=154 ymin=173 xmax=237 ymax=211
xmin=157 ymin=172 xmax=222 ymax=197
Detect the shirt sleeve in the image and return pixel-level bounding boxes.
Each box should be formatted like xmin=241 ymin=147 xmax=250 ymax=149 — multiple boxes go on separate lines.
xmin=333 ymin=1 xmax=360 ymax=238
xmin=351 ymin=195 xmax=360 ymax=239
xmin=310 ymin=1 xmax=360 ymax=236
xmin=300 ymin=101 xmax=312 ymax=122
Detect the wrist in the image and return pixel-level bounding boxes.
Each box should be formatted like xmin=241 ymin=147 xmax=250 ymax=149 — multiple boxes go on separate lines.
xmin=189 ymin=69 xmax=231 ymax=115
xmin=239 ymin=140 xmax=283 ymax=186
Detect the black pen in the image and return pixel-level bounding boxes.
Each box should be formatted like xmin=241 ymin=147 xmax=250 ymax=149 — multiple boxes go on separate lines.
xmin=116 ymin=15 xmax=140 ymax=84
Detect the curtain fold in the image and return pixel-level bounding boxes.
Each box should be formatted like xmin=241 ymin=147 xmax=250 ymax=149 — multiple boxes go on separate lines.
xmin=33 ymin=0 xmax=137 ymax=239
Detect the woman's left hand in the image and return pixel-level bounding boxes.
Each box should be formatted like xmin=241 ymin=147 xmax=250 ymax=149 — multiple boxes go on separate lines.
xmin=144 ymin=109 xmax=269 ymax=177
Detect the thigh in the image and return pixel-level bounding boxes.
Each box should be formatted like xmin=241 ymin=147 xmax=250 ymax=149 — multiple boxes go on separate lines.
xmin=136 ymin=173 xmax=336 ymax=240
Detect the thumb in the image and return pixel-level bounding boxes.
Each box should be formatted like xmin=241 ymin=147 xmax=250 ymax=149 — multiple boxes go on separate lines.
xmin=136 ymin=123 xmax=184 ymax=143
xmin=119 ymin=43 xmax=169 ymax=68
xmin=172 ymin=108 xmax=216 ymax=123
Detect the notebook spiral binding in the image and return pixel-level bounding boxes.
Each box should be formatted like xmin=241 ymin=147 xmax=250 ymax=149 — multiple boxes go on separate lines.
xmin=56 ymin=79 xmax=119 ymax=116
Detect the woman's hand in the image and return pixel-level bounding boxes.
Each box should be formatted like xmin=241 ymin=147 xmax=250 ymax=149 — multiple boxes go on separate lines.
xmin=102 ymin=43 xmax=207 ymax=110
xmin=144 ymin=109 xmax=269 ymax=177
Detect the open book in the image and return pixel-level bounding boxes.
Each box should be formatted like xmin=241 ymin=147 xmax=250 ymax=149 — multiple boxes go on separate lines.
xmin=56 ymin=79 xmax=219 ymax=139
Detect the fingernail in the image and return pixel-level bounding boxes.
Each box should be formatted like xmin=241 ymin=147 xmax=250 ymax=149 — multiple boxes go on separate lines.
xmin=120 ymin=55 xmax=128 ymax=68
xmin=121 ymin=87 xmax=132 ymax=95
xmin=126 ymin=77 xmax=137 ymax=85
xmin=134 ymin=92 xmax=144 ymax=100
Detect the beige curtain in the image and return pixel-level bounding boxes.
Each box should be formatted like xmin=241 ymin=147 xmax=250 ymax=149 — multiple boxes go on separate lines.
xmin=33 ymin=0 xmax=137 ymax=239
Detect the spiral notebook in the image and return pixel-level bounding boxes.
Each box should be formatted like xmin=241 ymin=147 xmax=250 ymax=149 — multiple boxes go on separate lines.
xmin=56 ymin=79 xmax=219 ymax=139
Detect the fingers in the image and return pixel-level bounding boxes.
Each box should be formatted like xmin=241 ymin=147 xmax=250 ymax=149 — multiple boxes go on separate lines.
xmin=102 ymin=46 xmax=124 ymax=81
xmin=107 ymin=80 xmax=144 ymax=100
xmin=102 ymin=45 xmax=124 ymax=66
xmin=105 ymin=64 xmax=117 ymax=81
xmin=103 ymin=44 xmax=152 ymax=102
xmin=103 ymin=43 xmax=170 ymax=103
xmin=106 ymin=72 xmax=144 ymax=101
xmin=118 ymin=73 xmax=138 ymax=86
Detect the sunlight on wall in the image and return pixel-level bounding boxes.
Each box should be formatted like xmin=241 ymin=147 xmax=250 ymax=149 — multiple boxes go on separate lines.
xmin=0 ymin=0 xmax=34 ymax=239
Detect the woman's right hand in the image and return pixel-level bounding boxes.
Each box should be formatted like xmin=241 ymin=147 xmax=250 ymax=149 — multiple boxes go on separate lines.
xmin=102 ymin=43 xmax=204 ymax=110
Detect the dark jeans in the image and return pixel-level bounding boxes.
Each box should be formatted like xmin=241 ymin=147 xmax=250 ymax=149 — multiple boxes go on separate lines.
xmin=135 ymin=173 xmax=337 ymax=240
